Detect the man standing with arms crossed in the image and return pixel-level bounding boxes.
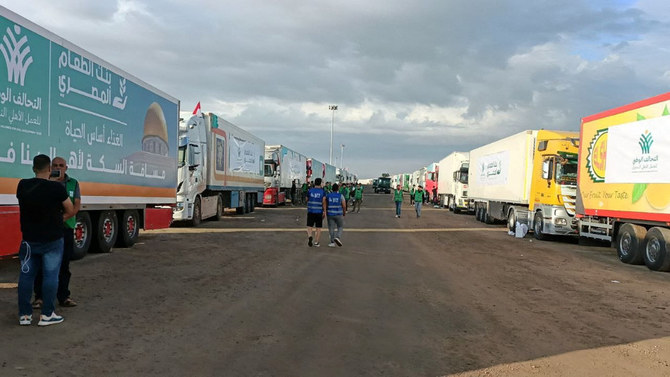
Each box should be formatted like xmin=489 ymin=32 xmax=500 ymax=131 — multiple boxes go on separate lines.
xmin=17 ymin=154 xmax=75 ymax=326
xmin=306 ymin=178 xmax=326 ymax=247
xmin=33 ymin=157 xmax=81 ymax=309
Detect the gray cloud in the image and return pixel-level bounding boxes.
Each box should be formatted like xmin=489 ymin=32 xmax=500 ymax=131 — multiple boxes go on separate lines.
xmin=1 ymin=0 xmax=668 ymax=178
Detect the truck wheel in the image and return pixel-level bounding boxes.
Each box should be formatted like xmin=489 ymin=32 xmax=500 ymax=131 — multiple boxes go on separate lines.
xmin=507 ymin=208 xmax=516 ymax=232
xmin=215 ymin=195 xmax=224 ymax=221
xmin=93 ymin=210 xmax=118 ymax=253
xmin=117 ymin=210 xmax=140 ymax=248
xmin=617 ymin=223 xmax=646 ymax=264
xmin=643 ymin=227 xmax=670 ymax=271
xmin=190 ymin=197 xmax=202 ymax=226
xmin=447 ymin=197 xmax=453 ymax=211
xmin=71 ymin=212 xmax=92 ymax=260
xmin=533 ymin=211 xmax=546 ymax=240
xmin=250 ymin=195 xmax=256 ymax=212
xmin=475 ymin=207 xmax=482 ymax=222
xmin=454 ymin=206 xmax=461 ymax=214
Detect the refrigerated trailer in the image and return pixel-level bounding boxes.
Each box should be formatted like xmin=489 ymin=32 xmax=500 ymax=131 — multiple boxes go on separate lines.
xmin=173 ymin=113 xmax=264 ymax=225
xmin=437 ymin=152 xmax=469 ymax=213
xmin=576 ymin=92 xmax=670 ymax=271
xmin=0 ymin=6 xmax=178 ymax=258
xmin=468 ymin=130 xmax=579 ymax=239
xmin=263 ymin=145 xmax=306 ymax=205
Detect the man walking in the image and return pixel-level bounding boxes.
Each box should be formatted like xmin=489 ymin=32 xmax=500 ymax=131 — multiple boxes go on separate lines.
xmin=414 ymin=185 xmax=424 ymax=218
xmin=393 ymin=184 xmax=403 ymax=218
xmin=306 ymin=178 xmax=326 ymax=247
xmin=352 ymin=183 xmax=363 ymax=213
xmin=325 ymin=183 xmax=346 ymax=247
xmin=33 ymin=157 xmax=81 ymax=309
xmin=410 ymin=185 xmax=416 ymax=205
xmin=17 ymin=154 xmax=75 ymax=326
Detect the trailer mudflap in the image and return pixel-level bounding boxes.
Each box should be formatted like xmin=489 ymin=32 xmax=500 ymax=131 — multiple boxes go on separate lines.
xmin=145 ymin=208 xmax=173 ymax=230
xmin=0 ymin=206 xmax=21 ymax=257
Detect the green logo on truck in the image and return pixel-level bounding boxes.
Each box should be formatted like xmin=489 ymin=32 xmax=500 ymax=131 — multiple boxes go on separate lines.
xmin=639 ymin=131 xmax=653 ymax=154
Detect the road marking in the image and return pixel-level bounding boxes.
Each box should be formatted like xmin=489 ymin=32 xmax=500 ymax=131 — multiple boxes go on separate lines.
xmin=0 ymin=283 xmax=18 ymax=289
xmin=149 ymin=227 xmax=504 ymax=234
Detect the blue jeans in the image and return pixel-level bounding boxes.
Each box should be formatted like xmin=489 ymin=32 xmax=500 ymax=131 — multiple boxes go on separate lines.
xmin=395 ymin=201 xmax=402 ymax=216
xmin=415 ymin=201 xmax=422 ymax=217
xmin=327 ymin=215 xmax=344 ymax=242
xmin=18 ymin=238 xmax=63 ymax=316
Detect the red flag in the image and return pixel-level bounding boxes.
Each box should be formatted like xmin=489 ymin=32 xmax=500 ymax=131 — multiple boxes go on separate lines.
xmin=192 ymin=101 xmax=202 ymax=116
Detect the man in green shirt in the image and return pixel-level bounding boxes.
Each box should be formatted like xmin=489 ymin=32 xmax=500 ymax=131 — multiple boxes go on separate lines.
xmin=393 ymin=185 xmax=403 ymax=218
xmin=339 ymin=183 xmax=350 ymax=203
xmin=414 ymin=185 xmax=424 ymax=218
xmin=410 ymin=185 xmax=416 ymax=205
xmin=352 ymin=183 xmax=364 ymax=213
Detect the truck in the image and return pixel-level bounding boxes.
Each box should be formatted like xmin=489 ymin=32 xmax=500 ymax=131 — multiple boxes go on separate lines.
xmin=0 ymin=6 xmax=179 ymax=259
xmin=374 ymin=176 xmax=391 ymax=193
xmin=173 ymin=113 xmax=264 ymax=225
xmin=306 ymin=158 xmax=336 ymax=184
xmin=468 ymin=130 xmax=579 ymax=239
xmin=263 ymin=145 xmax=306 ymax=205
xmin=576 ymin=92 xmax=670 ymax=271
xmin=424 ymin=162 xmax=438 ymax=202
xmin=437 ymin=152 xmax=469 ymax=213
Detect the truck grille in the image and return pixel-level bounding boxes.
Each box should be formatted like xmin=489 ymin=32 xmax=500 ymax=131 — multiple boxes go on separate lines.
xmin=561 ymin=185 xmax=577 ymax=216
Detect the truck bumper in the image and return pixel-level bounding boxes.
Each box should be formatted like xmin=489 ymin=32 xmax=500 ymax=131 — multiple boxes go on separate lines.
xmin=544 ymin=207 xmax=578 ymax=236
xmin=172 ymin=197 xmax=191 ymax=221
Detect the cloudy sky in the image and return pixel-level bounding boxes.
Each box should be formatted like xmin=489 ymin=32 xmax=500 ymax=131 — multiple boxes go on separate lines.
xmin=2 ymin=0 xmax=669 ymax=178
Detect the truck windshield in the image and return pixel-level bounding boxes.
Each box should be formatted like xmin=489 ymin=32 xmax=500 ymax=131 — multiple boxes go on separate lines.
xmin=458 ymin=171 xmax=468 ymax=184
xmin=556 ymin=162 xmax=577 ymax=184
xmin=378 ymin=177 xmax=391 ymax=187
xmin=178 ymin=145 xmax=186 ymax=168
xmin=264 ymin=162 xmax=275 ymax=177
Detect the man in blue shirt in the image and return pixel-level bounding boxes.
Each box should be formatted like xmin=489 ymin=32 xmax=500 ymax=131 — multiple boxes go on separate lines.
xmin=325 ymin=183 xmax=346 ymax=247
xmin=306 ymin=178 xmax=326 ymax=247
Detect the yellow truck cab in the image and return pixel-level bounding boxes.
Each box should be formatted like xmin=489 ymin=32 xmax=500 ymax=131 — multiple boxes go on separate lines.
xmin=468 ymin=130 xmax=579 ymax=239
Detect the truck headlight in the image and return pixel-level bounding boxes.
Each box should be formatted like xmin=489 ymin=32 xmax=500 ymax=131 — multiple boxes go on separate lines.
xmin=554 ymin=218 xmax=567 ymax=226
xmin=176 ymin=202 xmax=185 ymax=211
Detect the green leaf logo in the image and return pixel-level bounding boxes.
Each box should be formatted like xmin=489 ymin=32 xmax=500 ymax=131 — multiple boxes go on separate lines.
xmin=632 ymin=183 xmax=647 ymax=203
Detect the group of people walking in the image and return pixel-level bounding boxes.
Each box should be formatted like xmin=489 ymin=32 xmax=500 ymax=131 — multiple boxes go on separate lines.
xmin=305 ymin=179 xmax=364 ymax=248
xmin=393 ymin=184 xmax=426 ymax=218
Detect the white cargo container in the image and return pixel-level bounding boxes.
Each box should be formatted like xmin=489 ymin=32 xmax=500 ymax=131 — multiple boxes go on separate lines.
xmin=437 ymin=152 xmax=469 ymax=213
xmin=174 ymin=113 xmax=265 ymax=225
xmin=263 ymin=145 xmax=307 ymax=205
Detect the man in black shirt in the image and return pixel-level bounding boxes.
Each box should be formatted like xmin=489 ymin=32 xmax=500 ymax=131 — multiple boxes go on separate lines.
xmin=17 ymin=154 xmax=75 ymax=326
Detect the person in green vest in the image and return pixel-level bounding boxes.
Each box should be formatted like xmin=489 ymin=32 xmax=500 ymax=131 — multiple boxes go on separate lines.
xmin=339 ymin=183 xmax=350 ymax=204
xmin=352 ymin=183 xmax=364 ymax=213
xmin=33 ymin=157 xmax=81 ymax=309
xmin=393 ymin=184 xmax=404 ymax=218
xmin=301 ymin=182 xmax=309 ymax=205
xmin=414 ymin=185 xmax=424 ymax=218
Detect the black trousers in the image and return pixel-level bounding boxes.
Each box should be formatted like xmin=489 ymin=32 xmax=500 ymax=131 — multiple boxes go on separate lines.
xmin=35 ymin=227 xmax=74 ymax=303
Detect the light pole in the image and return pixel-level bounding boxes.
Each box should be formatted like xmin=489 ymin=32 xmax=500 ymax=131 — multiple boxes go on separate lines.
xmin=329 ymin=105 xmax=338 ymax=165
xmin=340 ymin=144 xmax=345 ymax=169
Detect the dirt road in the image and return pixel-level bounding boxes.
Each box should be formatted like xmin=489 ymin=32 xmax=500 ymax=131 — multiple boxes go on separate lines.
xmin=1 ymin=192 xmax=670 ymax=376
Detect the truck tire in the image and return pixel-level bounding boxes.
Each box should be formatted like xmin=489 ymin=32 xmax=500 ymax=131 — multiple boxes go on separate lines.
xmin=250 ymin=194 xmax=256 ymax=212
xmin=454 ymin=206 xmax=461 ymax=214
xmin=190 ymin=197 xmax=202 ymax=226
xmin=117 ymin=210 xmax=140 ymax=248
xmin=533 ymin=211 xmax=547 ymax=240
xmin=484 ymin=209 xmax=494 ymax=224
xmin=244 ymin=195 xmax=251 ymax=214
xmin=71 ymin=212 xmax=92 ymax=260
xmin=447 ymin=197 xmax=453 ymax=211
xmin=507 ymin=208 xmax=516 ymax=233
xmin=475 ymin=207 xmax=483 ymax=222
xmin=93 ymin=210 xmax=118 ymax=253
xmin=215 ymin=195 xmax=224 ymax=221
xmin=643 ymin=227 xmax=670 ymax=271
xmin=617 ymin=223 xmax=646 ymax=264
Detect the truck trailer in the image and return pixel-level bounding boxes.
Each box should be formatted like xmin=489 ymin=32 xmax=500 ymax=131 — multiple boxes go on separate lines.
xmin=263 ymin=145 xmax=306 ymax=205
xmin=468 ymin=130 xmax=579 ymax=239
xmin=0 ymin=6 xmax=179 ymax=258
xmin=576 ymin=92 xmax=670 ymax=271
xmin=437 ymin=152 xmax=469 ymax=213
xmin=173 ymin=113 xmax=264 ymax=225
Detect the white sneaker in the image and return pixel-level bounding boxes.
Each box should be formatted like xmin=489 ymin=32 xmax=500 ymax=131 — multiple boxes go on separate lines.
xmin=19 ymin=314 xmax=32 ymax=326
xmin=38 ymin=312 xmax=64 ymax=326
xmin=328 ymin=243 xmax=336 ymax=247
xmin=313 ymin=242 xmax=320 ymax=248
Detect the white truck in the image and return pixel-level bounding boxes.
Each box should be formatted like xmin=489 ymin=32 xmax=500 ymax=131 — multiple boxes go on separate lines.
xmin=437 ymin=152 xmax=469 ymax=213
xmin=263 ymin=144 xmax=307 ymax=205
xmin=468 ymin=130 xmax=579 ymax=239
xmin=173 ymin=113 xmax=265 ymax=225
xmin=306 ymin=158 xmax=336 ymax=184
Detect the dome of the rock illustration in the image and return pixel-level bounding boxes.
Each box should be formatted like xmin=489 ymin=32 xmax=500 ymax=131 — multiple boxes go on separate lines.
xmin=142 ymin=102 xmax=169 ymax=156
